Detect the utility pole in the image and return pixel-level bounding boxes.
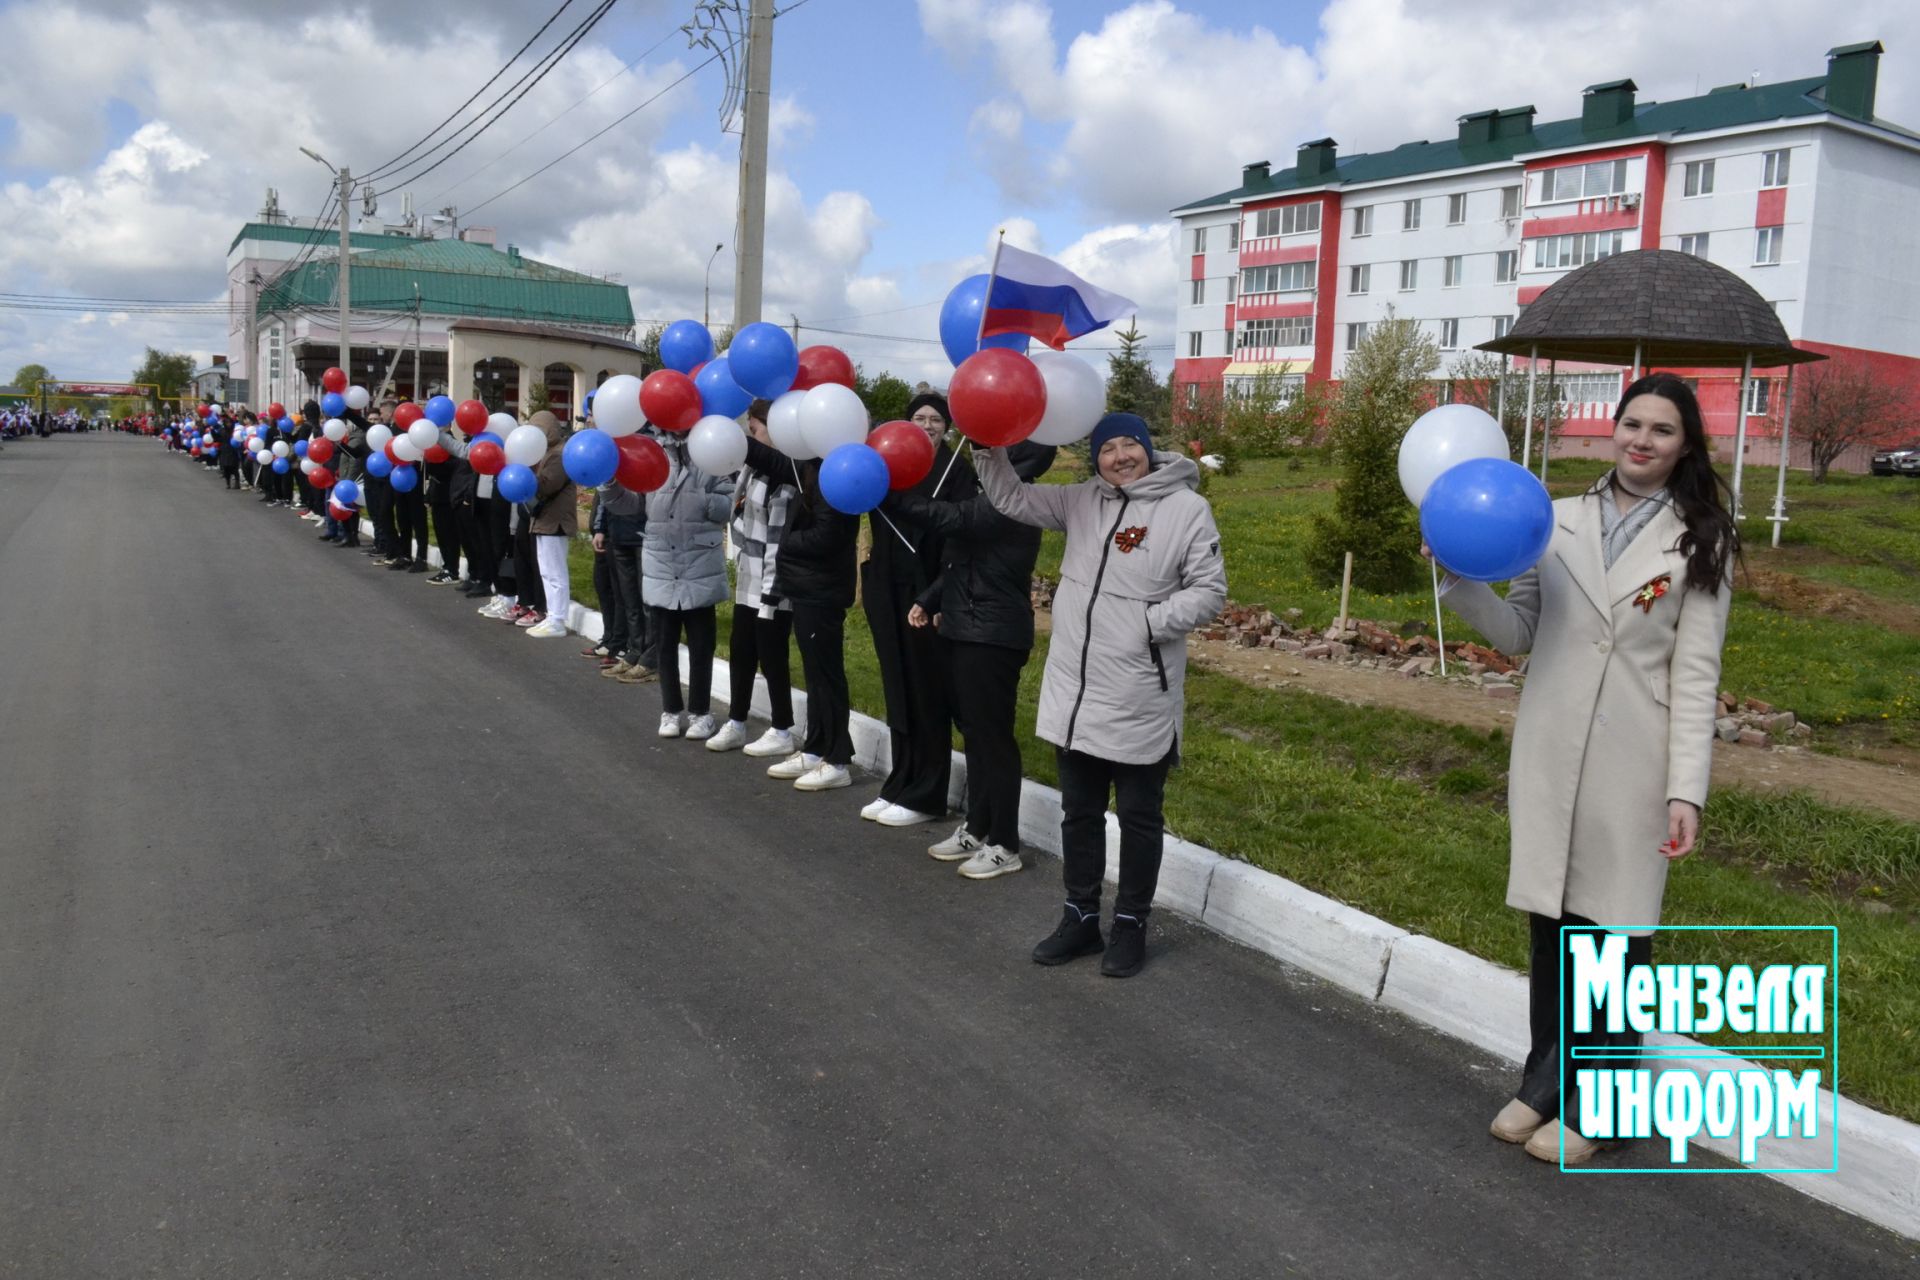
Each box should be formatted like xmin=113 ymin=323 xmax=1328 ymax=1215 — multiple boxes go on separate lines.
xmin=243 ymin=271 xmax=260 ymax=411
xmin=732 ymin=0 xmax=775 ymax=330
xmin=299 ymin=147 xmax=353 ymax=376
xmin=413 ymin=283 xmax=422 ymax=401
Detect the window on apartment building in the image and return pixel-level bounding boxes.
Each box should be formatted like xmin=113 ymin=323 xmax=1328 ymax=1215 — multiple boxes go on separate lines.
xmin=1493 ymin=315 xmax=1515 ymax=340
xmin=1191 ymin=278 xmax=1206 ymax=305
xmin=1241 ymin=261 xmax=1315 ymax=294
xmin=1281 ymin=203 xmax=1321 ymax=235
xmin=1399 ymin=259 xmax=1418 ymax=291
xmin=1439 ymin=318 xmax=1460 ymax=349
xmin=1346 ymin=321 xmax=1369 ymax=351
xmin=1352 ymin=205 xmax=1373 ymax=236
xmin=1531 ymin=230 xmax=1626 ymax=269
xmin=1745 ymin=377 xmax=1772 ymax=415
xmin=1188 ymin=331 xmax=1204 ymax=358
xmin=1762 ymin=149 xmax=1791 ymax=188
xmin=1229 ymin=222 xmax=1240 ymax=250
xmin=1679 ymin=233 xmax=1710 ymax=258
xmin=1253 ymin=208 xmax=1289 ymax=238
xmin=1552 ymin=372 xmax=1624 ymax=408
xmin=1193 ymin=227 xmax=1208 ymax=254
xmin=1755 ymin=226 xmax=1783 ymax=265
xmin=1443 ymin=255 xmax=1464 ymax=287
xmin=1495 ymin=250 xmax=1518 ymax=282
xmin=1541 ymin=158 xmax=1629 ymax=202
xmin=1683 ymin=159 xmax=1715 ymax=197
xmin=1349 ymin=264 xmax=1370 ymax=294
xmin=1226 ymin=276 xmax=1237 ymax=302
xmin=1501 ymin=185 xmax=1521 ymax=219
xmin=1237 ymin=317 xmax=1314 ymax=349
xmin=1403 ymin=199 xmax=1422 ymax=230
xmin=1448 ymin=193 xmax=1467 ymax=224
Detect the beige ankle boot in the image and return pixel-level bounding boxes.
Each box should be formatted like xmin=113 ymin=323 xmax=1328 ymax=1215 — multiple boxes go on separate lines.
xmin=1490 ymin=1098 xmax=1547 ymax=1144
xmin=1524 ymin=1119 xmax=1601 ymax=1165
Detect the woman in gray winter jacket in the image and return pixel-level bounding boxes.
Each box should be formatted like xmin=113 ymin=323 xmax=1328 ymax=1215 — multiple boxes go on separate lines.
xmin=642 ymin=430 xmax=734 ymax=740
xmin=976 ymin=412 xmax=1226 ymax=978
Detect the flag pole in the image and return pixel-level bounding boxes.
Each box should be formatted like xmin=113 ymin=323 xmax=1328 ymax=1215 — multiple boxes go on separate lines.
xmin=976 ymin=229 xmax=1006 ymax=347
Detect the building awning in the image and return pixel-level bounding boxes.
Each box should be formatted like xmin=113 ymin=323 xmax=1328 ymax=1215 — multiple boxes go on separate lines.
xmin=1222 ymin=360 xmax=1311 ymax=377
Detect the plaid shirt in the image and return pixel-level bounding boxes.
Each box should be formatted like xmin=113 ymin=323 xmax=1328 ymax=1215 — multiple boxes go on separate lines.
xmin=730 ymin=461 xmax=794 ymax=610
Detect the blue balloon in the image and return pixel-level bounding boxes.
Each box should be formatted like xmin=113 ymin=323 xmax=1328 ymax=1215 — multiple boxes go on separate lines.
xmin=365 ymin=452 xmax=394 ymax=479
xmin=334 ymin=478 xmax=361 ymax=506
xmin=818 ymin=442 xmax=891 ymax=515
xmin=727 ymin=322 xmax=799 ymax=398
xmin=659 ymin=319 xmax=716 ymax=374
xmin=424 ymin=395 xmax=457 ymax=427
xmin=271 ymin=457 xmax=290 ymax=474
xmin=388 ymin=463 xmax=419 ymax=493
xmin=496 ymin=463 xmax=537 ymax=504
xmin=695 ymin=355 xmax=753 ymax=421
xmin=471 ymin=430 xmax=503 ymax=449
xmin=278 ymin=416 xmax=294 ymax=432
xmin=1420 ymin=459 xmax=1554 ymax=583
xmin=321 ymin=392 xmax=347 ymax=418
xmin=938 ymin=274 xmax=1033 ymax=368
xmin=562 ymin=428 xmax=619 ymax=487
xmin=293 ymin=439 xmax=310 ymax=458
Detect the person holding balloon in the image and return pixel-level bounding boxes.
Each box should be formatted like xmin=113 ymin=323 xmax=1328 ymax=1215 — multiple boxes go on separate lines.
xmin=1422 ymin=373 xmax=1736 ymax=1165
xmin=521 ymin=409 xmax=577 ymax=639
xmin=975 ymin=413 xmax=1227 ymax=978
xmin=642 ymin=428 xmax=734 ymax=737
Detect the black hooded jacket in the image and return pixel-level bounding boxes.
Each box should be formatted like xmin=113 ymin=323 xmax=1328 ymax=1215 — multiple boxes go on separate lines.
xmin=743 ymin=437 xmax=857 ymax=610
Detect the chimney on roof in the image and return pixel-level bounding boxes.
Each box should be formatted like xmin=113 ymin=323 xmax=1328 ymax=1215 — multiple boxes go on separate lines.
xmin=1582 ymin=79 xmax=1638 ymax=129
xmin=1826 ymin=40 xmax=1883 ymax=120
xmin=1457 ymin=109 xmax=1497 ymax=147
xmin=1493 ymin=106 xmax=1536 ymax=139
xmin=1241 ymin=159 xmax=1271 ymax=187
xmin=1296 ymin=137 xmax=1338 ymax=180
xmin=507 ymin=245 xmax=523 ymax=267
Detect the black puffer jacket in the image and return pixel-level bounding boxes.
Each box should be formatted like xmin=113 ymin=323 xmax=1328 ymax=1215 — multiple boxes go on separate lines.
xmin=885 ymin=441 xmax=1057 ymax=651
xmin=745 ymin=437 xmax=856 ymax=609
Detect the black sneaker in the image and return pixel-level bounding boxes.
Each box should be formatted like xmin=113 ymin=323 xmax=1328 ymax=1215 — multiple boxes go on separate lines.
xmin=407 ymin=561 xmax=429 ymax=574
xmin=385 ymin=557 xmax=412 ymax=570
xmin=1100 ymin=913 xmax=1148 ymax=978
xmin=1032 ymin=904 xmax=1104 ymax=966
xmin=427 ymin=570 xmax=457 ymax=584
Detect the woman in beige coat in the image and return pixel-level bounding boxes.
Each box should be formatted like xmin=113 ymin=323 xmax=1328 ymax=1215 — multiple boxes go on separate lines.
xmin=1432 ymin=374 xmax=1736 ymax=1165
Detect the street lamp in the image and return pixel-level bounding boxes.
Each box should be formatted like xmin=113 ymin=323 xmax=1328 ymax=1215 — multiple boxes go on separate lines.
xmin=298 ymin=145 xmax=352 ymax=374
xmin=704 ymin=242 xmax=725 ymax=329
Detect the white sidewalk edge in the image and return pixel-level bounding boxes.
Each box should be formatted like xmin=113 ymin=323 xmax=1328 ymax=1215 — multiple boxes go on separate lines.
xmin=451 ymin=572 xmax=1919 ymax=1240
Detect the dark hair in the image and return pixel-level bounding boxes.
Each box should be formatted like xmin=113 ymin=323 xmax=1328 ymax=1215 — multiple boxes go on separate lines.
xmin=747 ymin=397 xmax=773 ymax=424
xmin=1605 ymin=373 xmax=1739 ymax=594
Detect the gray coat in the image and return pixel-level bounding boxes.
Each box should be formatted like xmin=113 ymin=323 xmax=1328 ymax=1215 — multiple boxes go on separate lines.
xmin=642 ymin=437 xmax=734 ymax=610
xmin=977 ymin=448 xmax=1227 ymax=766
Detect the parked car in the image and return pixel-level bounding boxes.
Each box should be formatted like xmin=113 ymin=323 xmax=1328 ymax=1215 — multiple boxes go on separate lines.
xmin=1871 ymin=440 xmax=1920 ymax=475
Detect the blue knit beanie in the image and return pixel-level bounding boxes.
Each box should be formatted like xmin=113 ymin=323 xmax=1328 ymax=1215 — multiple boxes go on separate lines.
xmin=1089 ymin=412 xmax=1152 ymax=458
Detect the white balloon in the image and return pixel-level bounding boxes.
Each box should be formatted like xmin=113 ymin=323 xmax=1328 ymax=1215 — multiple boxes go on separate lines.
xmin=299 ymin=457 xmax=317 ymax=474
xmin=406 ymin=420 xmax=439 ymax=452
xmin=366 ymin=424 xmax=393 ymax=453
xmin=1027 ymin=351 xmax=1105 ymax=447
xmin=323 ymin=418 xmax=348 ymax=442
xmin=271 ymin=440 xmax=291 ymax=458
xmin=255 ymin=448 xmax=272 ymax=465
xmin=487 ymin=412 xmax=519 ymax=437
xmin=687 ymin=415 xmax=749 ymax=475
xmin=505 ymin=424 xmax=548 ymax=467
xmin=344 ymin=385 xmax=371 ymax=410
xmin=392 ymin=434 xmax=423 ymax=463
xmin=593 ymin=373 xmax=645 ymax=437
xmin=1398 ymin=404 xmax=1509 ymax=506
xmin=798 ymin=383 xmax=869 ymax=459
xmin=766 ymin=390 xmax=812 ymax=459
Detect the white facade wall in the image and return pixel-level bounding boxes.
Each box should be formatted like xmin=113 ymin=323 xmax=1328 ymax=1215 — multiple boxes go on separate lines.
xmin=1177 ymin=214 xmax=1241 ymax=361
xmin=1802 ymin=126 xmax=1920 ymax=355
xmin=1660 ymin=128 xmax=1815 ymax=337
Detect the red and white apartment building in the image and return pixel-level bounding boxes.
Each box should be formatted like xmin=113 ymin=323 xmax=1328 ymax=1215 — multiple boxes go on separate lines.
xmin=1170 ymin=40 xmax=1920 ymax=456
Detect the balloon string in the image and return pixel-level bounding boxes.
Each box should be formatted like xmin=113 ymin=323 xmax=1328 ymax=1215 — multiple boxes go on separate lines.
xmin=875 ymin=509 xmax=916 ymax=556
xmin=790 ymin=458 xmax=805 ymax=494
xmin=932 ymin=439 xmax=965 ymax=495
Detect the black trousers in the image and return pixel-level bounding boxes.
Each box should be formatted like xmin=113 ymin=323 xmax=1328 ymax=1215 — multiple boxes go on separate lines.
xmin=1058 ymin=746 xmax=1174 ymax=919
xmin=512 ymin=522 xmax=543 ymax=610
xmin=865 ymin=572 xmax=951 ymax=814
xmin=729 ymin=604 xmax=794 ymax=730
xmin=1520 ymin=913 xmax=1653 ymax=1125
xmin=653 ymin=606 xmax=717 ymax=715
xmin=454 ymin=500 xmax=486 ymax=585
xmin=608 ymin=544 xmax=651 ymax=665
xmin=429 ymin=499 xmax=460 ymax=576
xmin=368 ymin=479 xmax=397 ymax=552
xmin=946 ymin=640 xmax=1028 ymax=850
xmin=395 ymin=488 xmax=429 ymax=561
xmin=792 ymin=603 xmax=852 ymax=766
xmin=592 ymin=550 xmax=616 ymax=646
xmin=481 ymin=497 xmax=510 ymax=591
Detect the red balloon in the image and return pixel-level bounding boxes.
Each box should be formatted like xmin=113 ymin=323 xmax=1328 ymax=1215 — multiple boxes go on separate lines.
xmin=196 ymin=404 xmax=211 ymax=418
xmin=615 ymin=434 xmax=671 ymax=492
xmin=306 ymin=437 xmax=335 ymax=464
xmin=949 ymin=349 xmax=1046 ymax=447
xmin=321 ymin=367 xmax=347 ymax=394
xmin=469 ymin=440 xmax=506 ymax=476
xmin=639 ymin=370 xmax=702 ymax=433
xmin=867 ymin=421 xmax=935 ymax=491
xmin=311 ymin=466 xmax=336 ymax=488
xmin=793 ymin=345 xmax=856 ymax=392
xmin=267 ymin=402 xmax=285 ymax=420
xmin=454 ymin=399 xmax=489 ymax=433
xmin=383 ymin=441 xmax=402 ymax=465
xmin=423 ymin=444 xmax=450 ymax=463
xmin=189 ymin=444 xmax=201 ymax=455
xmin=328 ymin=501 xmax=354 ymax=522
xmin=392 ymin=402 xmax=425 ymax=430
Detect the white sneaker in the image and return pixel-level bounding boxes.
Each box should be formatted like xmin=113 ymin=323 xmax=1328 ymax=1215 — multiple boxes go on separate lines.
xmin=794 ymin=762 xmax=851 ymax=791
xmin=958 ymin=844 xmax=1024 ymax=880
xmin=481 ymin=596 xmax=513 ymax=618
xmin=704 ymin=720 xmax=747 ymax=752
xmin=860 ymin=797 xmax=890 ymax=821
xmin=743 ymin=727 xmax=794 ymax=758
xmin=766 ymin=752 xmax=819 ymax=780
xmin=876 ymin=804 xmax=940 ymax=828
xmin=658 ymin=712 xmax=686 ymax=738
xmin=685 ymin=714 xmax=717 ymax=741
xmin=928 ymin=824 xmax=984 ymax=862
xmin=525 ymin=617 xmax=568 ymax=638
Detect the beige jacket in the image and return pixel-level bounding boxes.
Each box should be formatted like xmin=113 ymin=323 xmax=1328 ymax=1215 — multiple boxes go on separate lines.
xmin=1441 ymin=491 xmax=1731 ymax=933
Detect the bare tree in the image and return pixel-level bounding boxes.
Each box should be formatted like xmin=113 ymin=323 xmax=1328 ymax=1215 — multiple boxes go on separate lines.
xmin=1788 ymin=359 xmax=1914 ymax=482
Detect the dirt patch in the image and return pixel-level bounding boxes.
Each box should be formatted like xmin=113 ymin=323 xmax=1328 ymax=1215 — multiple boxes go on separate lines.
xmin=1743 ymin=563 xmax=1920 ymax=635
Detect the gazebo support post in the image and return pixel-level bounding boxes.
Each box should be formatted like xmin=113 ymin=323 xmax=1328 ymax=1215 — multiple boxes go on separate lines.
xmin=1540 ymin=359 xmax=1557 ymax=482
xmin=1521 ymin=345 xmax=1539 ymax=471
xmin=1494 ymin=355 xmax=1507 ymax=449
xmin=1732 ymin=352 xmax=1754 ymax=519
xmin=1631 ymin=342 xmax=1642 ymax=381
xmin=1769 ymin=364 xmax=1796 ymax=549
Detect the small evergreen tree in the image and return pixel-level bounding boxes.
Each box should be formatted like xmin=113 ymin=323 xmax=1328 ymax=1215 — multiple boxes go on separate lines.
xmin=635 ymin=323 xmax=664 ymax=374
xmin=1104 ymin=319 xmax=1168 ymax=429
xmin=853 ymin=368 xmax=913 ymax=423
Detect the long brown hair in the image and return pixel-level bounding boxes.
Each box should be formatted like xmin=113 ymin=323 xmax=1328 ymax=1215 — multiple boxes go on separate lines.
xmin=1605 ymin=373 xmax=1739 ymax=593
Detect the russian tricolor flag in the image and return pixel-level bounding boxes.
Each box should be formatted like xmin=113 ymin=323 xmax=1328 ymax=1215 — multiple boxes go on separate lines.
xmin=979 ymin=243 xmax=1138 ymax=350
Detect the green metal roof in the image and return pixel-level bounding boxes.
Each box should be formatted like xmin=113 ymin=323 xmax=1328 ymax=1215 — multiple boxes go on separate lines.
xmin=1173 ymin=74 xmax=1893 ymax=212
xmin=228 ymin=221 xmax=409 ymax=256
xmin=257 ymin=237 xmax=634 ymax=329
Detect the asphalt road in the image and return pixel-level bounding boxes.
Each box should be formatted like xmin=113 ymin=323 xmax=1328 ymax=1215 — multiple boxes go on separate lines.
xmin=0 ymin=433 xmax=1913 ymax=1278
